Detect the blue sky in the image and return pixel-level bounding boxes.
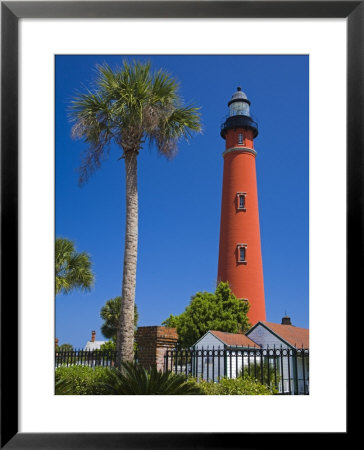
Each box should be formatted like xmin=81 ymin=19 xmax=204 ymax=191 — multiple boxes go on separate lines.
xmin=55 ymin=55 xmax=309 ymax=349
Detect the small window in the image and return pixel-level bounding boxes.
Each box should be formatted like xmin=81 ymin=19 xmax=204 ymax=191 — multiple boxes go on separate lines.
xmin=239 ymin=195 xmax=245 ymax=209
xmin=237 ymin=244 xmax=247 ymax=263
xmin=239 ymin=246 xmax=246 ymax=262
xmin=238 ymin=133 xmax=243 ymax=144
xmin=237 ymin=193 xmax=246 ymax=210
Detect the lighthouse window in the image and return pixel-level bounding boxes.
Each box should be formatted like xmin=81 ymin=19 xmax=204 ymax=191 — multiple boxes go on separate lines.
xmin=238 ymin=133 xmax=243 ymax=144
xmin=237 ymin=193 xmax=246 ymax=210
xmin=237 ymin=244 xmax=247 ymax=263
xmin=239 ymin=195 xmax=245 ymax=209
xmin=239 ymin=247 xmax=246 ymax=262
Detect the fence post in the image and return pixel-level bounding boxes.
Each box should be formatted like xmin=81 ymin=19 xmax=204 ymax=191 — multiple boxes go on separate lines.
xmin=212 ymin=346 xmax=215 ymax=381
xmin=301 ymin=347 xmax=307 ymax=394
xmin=273 ymin=345 xmax=278 ymax=391
xmin=287 ymin=348 xmax=292 ymax=395
xmin=266 ymin=346 xmax=271 ymax=388
xmin=164 ymin=350 xmax=168 ymax=372
xmin=293 ymin=348 xmax=299 ymax=394
xmin=280 ymin=345 xmax=285 ymax=394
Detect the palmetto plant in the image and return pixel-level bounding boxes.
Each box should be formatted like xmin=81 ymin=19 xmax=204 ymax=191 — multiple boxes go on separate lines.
xmin=55 ymin=237 xmax=94 ymax=295
xmin=70 ymin=60 xmax=201 ymax=365
xmin=101 ymin=362 xmax=204 ymax=395
xmin=55 ymin=362 xmax=204 ymax=395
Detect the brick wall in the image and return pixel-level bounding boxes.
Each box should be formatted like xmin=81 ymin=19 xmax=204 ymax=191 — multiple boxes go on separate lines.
xmin=136 ymin=326 xmax=178 ymax=372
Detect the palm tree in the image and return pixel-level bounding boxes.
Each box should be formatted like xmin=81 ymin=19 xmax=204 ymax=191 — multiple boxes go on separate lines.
xmin=55 ymin=237 xmax=94 ymax=295
xmin=100 ymin=296 xmax=138 ymax=340
xmin=70 ymin=60 xmax=201 ymax=365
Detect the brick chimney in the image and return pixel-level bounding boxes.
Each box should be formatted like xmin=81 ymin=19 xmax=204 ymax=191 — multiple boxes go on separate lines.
xmin=55 ymin=337 xmax=59 ymax=349
xmin=91 ymin=330 xmax=96 ymax=342
xmin=281 ymin=315 xmax=292 ymax=325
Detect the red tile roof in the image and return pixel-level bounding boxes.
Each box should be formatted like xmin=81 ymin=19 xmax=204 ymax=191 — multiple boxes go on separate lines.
xmin=210 ymin=330 xmax=260 ymax=347
xmin=262 ymin=322 xmax=309 ymax=348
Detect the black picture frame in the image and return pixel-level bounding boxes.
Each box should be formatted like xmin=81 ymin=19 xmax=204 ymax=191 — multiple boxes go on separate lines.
xmin=1 ymin=1 xmax=358 ymax=448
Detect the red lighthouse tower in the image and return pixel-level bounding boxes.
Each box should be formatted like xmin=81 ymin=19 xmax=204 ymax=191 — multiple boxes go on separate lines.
xmin=217 ymin=87 xmax=266 ymax=325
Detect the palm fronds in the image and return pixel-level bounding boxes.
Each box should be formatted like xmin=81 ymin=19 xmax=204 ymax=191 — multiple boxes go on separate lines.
xmin=55 ymin=237 xmax=94 ymax=295
xmin=100 ymin=362 xmax=204 ymax=395
xmin=69 ymin=59 xmax=202 ymax=184
xmin=100 ymin=296 xmax=138 ymax=340
xmin=55 ymin=362 xmax=204 ymax=395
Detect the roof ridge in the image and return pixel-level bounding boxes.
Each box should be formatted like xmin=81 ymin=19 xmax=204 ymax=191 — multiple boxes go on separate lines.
xmin=263 ymin=321 xmax=309 ymax=331
xmin=211 ymin=329 xmax=244 ymax=335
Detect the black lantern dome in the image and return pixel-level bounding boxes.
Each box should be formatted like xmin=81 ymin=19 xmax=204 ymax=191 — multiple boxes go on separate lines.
xmin=221 ymin=87 xmax=258 ymax=139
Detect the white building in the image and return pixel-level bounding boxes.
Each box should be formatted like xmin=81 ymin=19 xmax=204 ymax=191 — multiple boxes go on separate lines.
xmin=193 ymin=330 xmax=260 ymax=382
xmin=84 ymin=330 xmax=106 ymax=351
xmin=246 ymin=317 xmax=309 ymax=394
xmin=190 ymin=317 xmax=309 ymax=394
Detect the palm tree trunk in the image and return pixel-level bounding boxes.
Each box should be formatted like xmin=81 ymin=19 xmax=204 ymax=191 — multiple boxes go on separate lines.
xmin=117 ymin=150 xmax=138 ymax=365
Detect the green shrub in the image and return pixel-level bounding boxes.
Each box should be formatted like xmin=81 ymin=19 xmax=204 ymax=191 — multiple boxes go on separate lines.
xmin=239 ymin=360 xmax=281 ymax=388
xmin=55 ymin=365 xmax=111 ymax=395
xmin=187 ymin=376 xmax=277 ymax=395
xmin=55 ymin=362 xmax=205 ymax=395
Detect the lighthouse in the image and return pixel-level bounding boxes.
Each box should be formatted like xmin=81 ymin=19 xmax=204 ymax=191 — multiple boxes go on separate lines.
xmin=217 ymin=87 xmax=266 ymax=325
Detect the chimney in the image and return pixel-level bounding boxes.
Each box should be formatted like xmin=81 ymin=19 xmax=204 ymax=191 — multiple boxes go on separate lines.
xmin=55 ymin=338 xmax=59 ymax=349
xmin=91 ymin=330 xmax=96 ymax=342
xmin=281 ymin=316 xmax=292 ymax=325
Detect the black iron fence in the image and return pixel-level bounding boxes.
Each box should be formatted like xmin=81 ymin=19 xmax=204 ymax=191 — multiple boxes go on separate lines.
xmin=55 ymin=349 xmax=118 ymax=368
xmin=55 ymin=346 xmax=309 ymax=395
xmin=164 ymin=346 xmax=309 ymax=395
